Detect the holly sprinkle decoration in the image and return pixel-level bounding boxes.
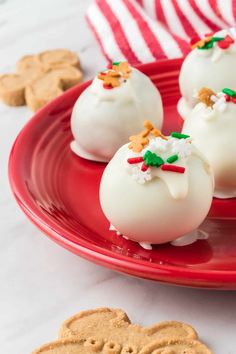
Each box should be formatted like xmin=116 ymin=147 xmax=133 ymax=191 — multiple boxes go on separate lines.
xmin=126 ymin=122 xmax=192 ymax=184
xmin=98 ymin=61 xmax=131 ymax=89
xmin=143 ymin=150 xmax=164 ymax=167
xmin=198 ymin=87 xmax=236 ymax=113
xmin=190 ymin=33 xmax=234 ymax=50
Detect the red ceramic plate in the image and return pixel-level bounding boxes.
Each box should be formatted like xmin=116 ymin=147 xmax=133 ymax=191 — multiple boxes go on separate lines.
xmin=9 ymin=59 xmax=236 ymax=289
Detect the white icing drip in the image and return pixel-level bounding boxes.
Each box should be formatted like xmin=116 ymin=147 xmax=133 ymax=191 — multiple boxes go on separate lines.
xmin=171 ymin=229 xmax=208 ymax=246
xmin=110 ymin=225 xmax=151 ymax=247
xmin=211 ymin=46 xmax=224 ymax=62
xmin=151 ymin=161 xmax=189 ymax=199
xmin=109 ymin=224 xmax=116 ymax=231
xmin=109 ymin=224 xmax=122 ymax=235
xmin=122 ymin=235 xmax=129 ymax=240
xmin=139 ymin=242 xmax=152 ymax=250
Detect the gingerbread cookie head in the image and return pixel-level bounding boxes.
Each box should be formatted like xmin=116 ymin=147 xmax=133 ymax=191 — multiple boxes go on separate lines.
xmin=182 ymin=86 xmax=236 ymax=198
xmin=32 ymin=308 xmax=212 ymax=354
xmin=70 ymin=61 xmax=163 ymax=163
xmin=178 ymin=28 xmax=236 ymax=120
xmin=59 ymin=308 xmax=198 ymax=347
xmin=100 ymin=123 xmax=214 ymax=249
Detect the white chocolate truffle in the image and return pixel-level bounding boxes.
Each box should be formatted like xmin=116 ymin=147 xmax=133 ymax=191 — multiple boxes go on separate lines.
xmin=70 ymin=63 xmax=163 ymax=162
xmin=100 ymin=131 xmax=214 ymax=246
xmin=182 ymin=88 xmax=236 ymax=198
xmin=178 ymin=28 xmax=236 ymax=120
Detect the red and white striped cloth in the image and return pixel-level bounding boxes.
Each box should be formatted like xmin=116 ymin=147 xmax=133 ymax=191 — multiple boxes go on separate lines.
xmin=86 ymin=0 xmax=236 ymax=65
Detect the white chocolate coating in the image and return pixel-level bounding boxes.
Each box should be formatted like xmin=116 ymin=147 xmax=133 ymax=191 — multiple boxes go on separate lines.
xmin=178 ymin=28 xmax=236 ymax=120
xmin=100 ymin=137 xmax=213 ymax=245
xmin=70 ymin=68 xmax=163 ymax=162
xmin=182 ymin=97 xmax=236 ymax=198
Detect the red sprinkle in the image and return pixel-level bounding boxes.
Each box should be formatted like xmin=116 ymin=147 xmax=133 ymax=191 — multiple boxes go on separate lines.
xmin=103 ymin=84 xmax=113 ymax=90
xmin=141 ymin=162 xmax=149 ymax=172
xmin=225 ymin=35 xmax=234 ymax=44
xmin=217 ymin=40 xmax=230 ymax=49
xmin=232 ymin=97 xmax=236 ymax=104
xmin=107 ymin=62 xmax=112 ymax=69
xmin=161 ymin=164 xmax=185 ymax=173
xmin=225 ymin=94 xmax=231 ymax=102
xmin=100 ymin=72 xmax=106 ymax=76
xmin=217 ymin=35 xmax=234 ymax=50
xmin=127 ymin=157 xmax=144 ymax=164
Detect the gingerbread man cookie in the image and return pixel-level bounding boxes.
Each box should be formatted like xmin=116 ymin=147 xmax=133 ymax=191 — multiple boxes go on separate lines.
xmin=0 ymin=49 xmax=82 ymax=111
xmin=128 ymin=134 xmax=150 ymax=153
xmin=32 ymin=308 xmax=212 ymax=354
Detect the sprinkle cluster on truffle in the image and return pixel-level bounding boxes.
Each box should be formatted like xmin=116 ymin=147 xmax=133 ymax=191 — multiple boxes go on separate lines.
xmin=197 ymin=87 xmax=236 ymax=113
xmin=190 ymin=33 xmax=234 ymax=50
xmin=98 ymin=62 xmax=131 ymax=89
xmin=127 ymin=121 xmax=192 ymax=184
xmin=190 ymin=30 xmax=236 ymax=61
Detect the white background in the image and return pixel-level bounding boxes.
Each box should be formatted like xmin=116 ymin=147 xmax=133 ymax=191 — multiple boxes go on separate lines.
xmin=0 ymin=1 xmax=236 ymax=353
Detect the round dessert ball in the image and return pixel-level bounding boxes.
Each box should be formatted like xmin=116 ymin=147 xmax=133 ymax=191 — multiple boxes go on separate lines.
xmin=178 ymin=28 xmax=236 ymax=120
xmin=182 ymin=87 xmax=236 ymax=198
xmin=70 ymin=62 xmax=163 ymax=162
xmin=100 ymin=127 xmax=214 ymax=247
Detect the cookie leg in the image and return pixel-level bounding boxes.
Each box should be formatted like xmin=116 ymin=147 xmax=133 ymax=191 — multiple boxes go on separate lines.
xmin=0 ymin=74 xmax=26 ymax=106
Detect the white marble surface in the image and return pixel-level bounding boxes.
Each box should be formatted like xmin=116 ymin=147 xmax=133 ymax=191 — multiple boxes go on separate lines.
xmin=0 ymin=1 xmax=236 ymax=353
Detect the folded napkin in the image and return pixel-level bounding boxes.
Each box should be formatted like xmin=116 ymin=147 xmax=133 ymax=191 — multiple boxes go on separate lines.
xmin=86 ymin=0 xmax=235 ymax=64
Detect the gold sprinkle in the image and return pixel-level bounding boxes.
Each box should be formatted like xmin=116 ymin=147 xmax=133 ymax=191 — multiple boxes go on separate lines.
xmin=128 ymin=120 xmax=167 ymax=152
xmin=198 ymin=87 xmax=216 ymax=107
xmin=128 ymin=134 xmax=149 ymax=153
xmin=97 ymin=62 xmax=131 ymax=88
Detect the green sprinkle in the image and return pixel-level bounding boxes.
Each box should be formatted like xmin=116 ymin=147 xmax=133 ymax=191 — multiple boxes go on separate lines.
xmin=211 ymin=36 xmax=224 ymax=42
xmin=112 ymin=61 xmax=120 ymax=66
xmin=198 ymin=41 xmax=213 ymax=49
xmin=167 ymin=154 xmax=178 ymax=164
xmin=205 ymin=41 xmax=214 ymax=48
xmin=171 ymin=132 xmax=190 ymax=139
xmin=144 ymin=151 xmax=164 ymax=167
xmin=222 ymin=88 xmax=236 ymax=97
xmin=198 ymin=37 xmax=224 ymax=50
